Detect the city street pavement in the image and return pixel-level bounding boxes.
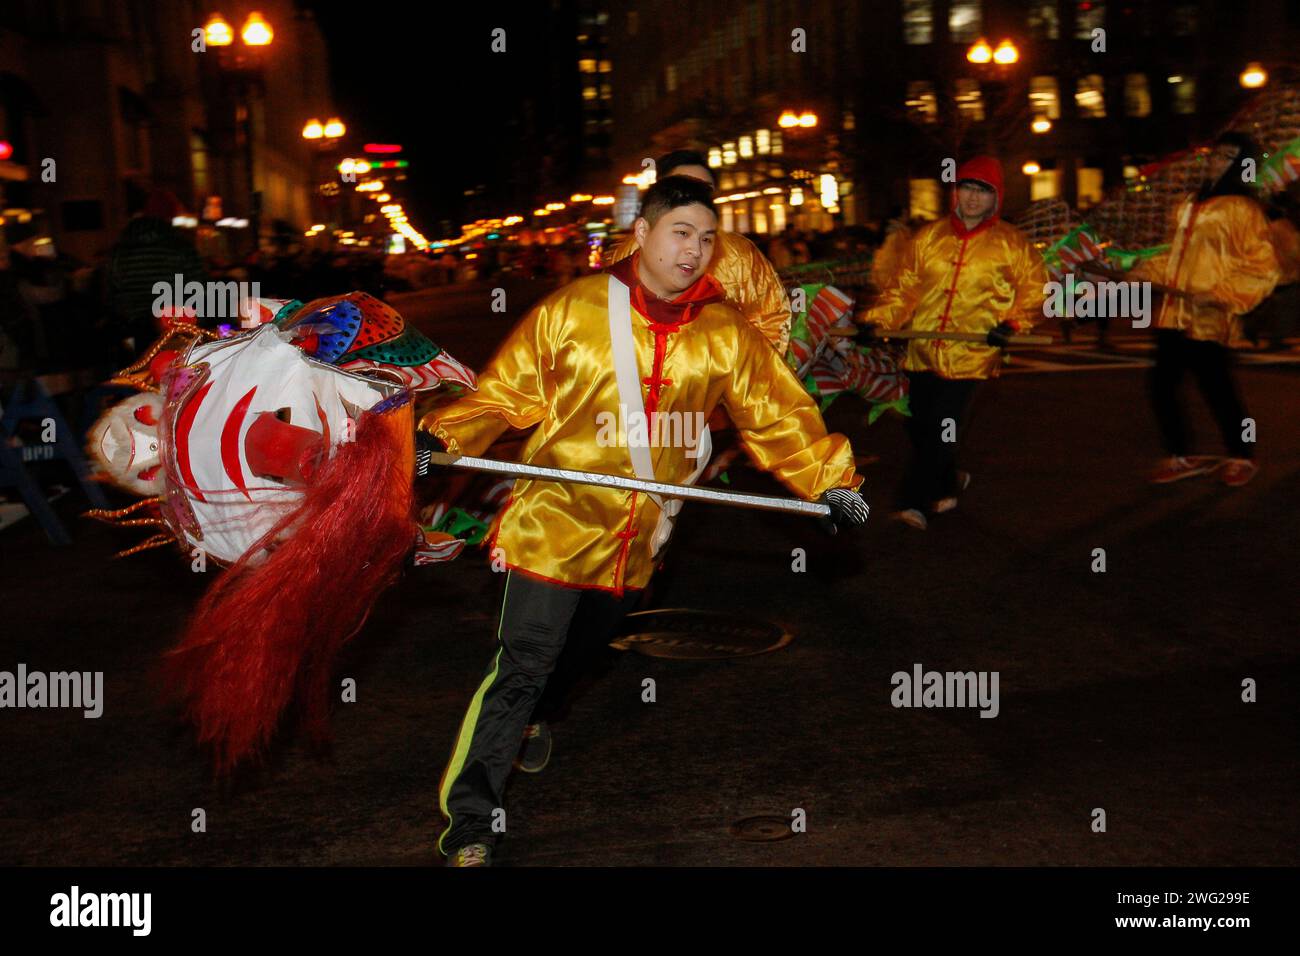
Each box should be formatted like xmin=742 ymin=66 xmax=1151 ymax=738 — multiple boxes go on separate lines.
xmin=2 ymin=283 xmax=1297 ymax=866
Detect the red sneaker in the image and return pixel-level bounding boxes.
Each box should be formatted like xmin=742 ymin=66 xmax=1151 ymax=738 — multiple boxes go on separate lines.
xmin=1149 ymin=456 xmax=1216 ymax=484
xmin=1219 ymin=459 xmax=1258 ymax=487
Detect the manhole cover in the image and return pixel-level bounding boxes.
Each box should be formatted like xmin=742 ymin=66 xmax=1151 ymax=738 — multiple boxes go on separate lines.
xmin=609 ymin=609 xmax=793 ymax=660
xmin=730 ymin=816 xmax=795 ymax=843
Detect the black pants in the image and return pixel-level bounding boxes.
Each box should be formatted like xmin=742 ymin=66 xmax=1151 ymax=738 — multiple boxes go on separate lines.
xmin=900 ymin=371 xmax=979 ymax=511
xmin=437 ymin=571 xmax=640 ymax=853
xmin=1148 ymin=329 xmax=1252 ymax=459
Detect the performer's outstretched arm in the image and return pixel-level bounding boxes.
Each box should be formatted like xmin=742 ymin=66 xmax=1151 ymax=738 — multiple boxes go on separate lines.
xmin=720 ymin=320 xmax=860 ymax=499
xmin=420 ymin=302 xmax=554 ymax=456
xmin=863 ymin=230 xmax=923 ymax=330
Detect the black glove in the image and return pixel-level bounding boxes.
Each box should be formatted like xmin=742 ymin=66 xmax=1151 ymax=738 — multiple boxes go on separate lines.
xmin=853 ymin=322 xmax=880 ymax=347
xmin=415 ymin=430 xmax=446 ymax=477
xmin=819 ymin=487 xmax=869 ymax=535
xmin=986 ymin=321 xmax=1015 ymax=349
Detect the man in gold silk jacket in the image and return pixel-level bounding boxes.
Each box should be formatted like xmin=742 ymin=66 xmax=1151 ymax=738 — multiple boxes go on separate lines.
xmin=1134 ymin=132 xmax=1280 ymax=488
xmin=419 ymin=176 xmax=866 ymax=866
xmin=859 ymin=155 xmax=1047 ymax=530
xmin=605 ymin=149 xmax=792 ymax=354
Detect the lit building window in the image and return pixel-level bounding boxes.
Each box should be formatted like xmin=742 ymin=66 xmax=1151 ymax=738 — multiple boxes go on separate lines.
xmin=909 ymin=179 xmax=942 ymax=220
xmin=739 ymin=135 xmax=754 ymax=158
xmin=902 ymin=0 xmax=933 ymax=44
xmin=906 ymin=80 xmax=938 ymax=124
xmin=843 ymin=110 xmax=855 ymax=130
xmin=1075 ymin=74 xmax=1106 ymax=118
xmin=1028 ymin=2 xmax=1059 ymax=39
xmin=583 ymin=85 xmax=598 ymax=101
xmin=708 ymin=147 xmax=723 ymax=168
xmin=949 ymin=0 xmax=982 ymax=43
xmin=599 ymin=60 xmax=612 ymax=73
xmin=1124 ymin=74 xmax=1151 ymax=117
xmin=1077 ymin=165 xmax=1104 ymax=208
xmin=723 ymin=142 xmax=737 ymax=165
xmin=756 ymin=129 xmax=771 ymax=154
xmin=1075 ymin=1 xmax=1105 ymax=39
xmin=1169 ymin=75 xmax=1196 ymax=114
xmin=600 ymin=83 xmax=612 ymax=100
xmin=1030 ymin=167 xmax=1061 ymax=201
xmin=1030 ymin=76 xmax=1061 ymax=120
xmin=579 ymin=59 xmax=597 ymax=73
xmin=954 ymin=79 xmax=985 ymax=121
xmin=771 ymin=130 xmax=784 ymax=155
xmin=771 ymin=202 xmax=786 ymax=233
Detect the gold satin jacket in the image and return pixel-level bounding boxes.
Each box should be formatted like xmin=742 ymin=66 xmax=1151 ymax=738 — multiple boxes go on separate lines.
xmin=608 ymin=230 xmax=792 ymax=353
xmin=1270 ymin=217 xmax=1300 ymax=286
xmin=1138 ymin=195 xmax=1280 ymax=345
xmin=419 ymin=273 xmax=858 ymax=593
xmin=864 ymin=216 xmax=1047 ymax=380
xmin=870 ymin=224 xmax=912 ymax=291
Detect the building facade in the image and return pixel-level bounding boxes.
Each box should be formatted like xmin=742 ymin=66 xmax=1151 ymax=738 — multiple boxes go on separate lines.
xmin=604 ymin=0 xmax=1300 ymax=232
xmin=0 ymin=0 xmax=334 ymax=263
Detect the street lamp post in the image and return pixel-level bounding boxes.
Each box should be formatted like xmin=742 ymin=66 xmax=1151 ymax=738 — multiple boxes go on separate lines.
xmin=205 ymin=11 xmax=273 ymax=253
xmin=303 ymin=117 xmax=346 ymax=244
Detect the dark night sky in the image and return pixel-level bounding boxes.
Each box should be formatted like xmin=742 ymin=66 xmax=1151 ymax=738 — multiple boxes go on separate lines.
xmin=307 ymin=1 xmax=567 ymax=237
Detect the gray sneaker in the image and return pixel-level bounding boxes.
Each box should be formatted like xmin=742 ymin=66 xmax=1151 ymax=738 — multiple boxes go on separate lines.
xmin=514 ymin=721 xmax=552 ymax=773
xmin=446 ymin=842 xmax=492 ymax=867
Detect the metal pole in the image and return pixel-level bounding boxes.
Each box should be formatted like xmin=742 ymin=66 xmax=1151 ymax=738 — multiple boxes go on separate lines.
xmin=422 ymin=451 xmax=833 ymax=518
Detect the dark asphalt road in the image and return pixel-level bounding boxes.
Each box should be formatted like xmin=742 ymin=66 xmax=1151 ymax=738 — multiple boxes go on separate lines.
xmin=2 ymin=282 xmax=1296 ymax=866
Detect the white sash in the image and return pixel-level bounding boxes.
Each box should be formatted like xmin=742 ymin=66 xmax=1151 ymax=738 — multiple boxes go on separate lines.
xmin=607 ymin=274 xmax=711 ymax=557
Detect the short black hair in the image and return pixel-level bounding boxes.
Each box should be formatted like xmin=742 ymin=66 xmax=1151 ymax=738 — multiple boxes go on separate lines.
xmin=639 ymin=175 xmax=716 ymax=226
xmin=655 ymin=149 xmax=711 ymax=178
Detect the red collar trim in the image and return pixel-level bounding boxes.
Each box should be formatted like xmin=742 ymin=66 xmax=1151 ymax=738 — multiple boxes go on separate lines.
xmin=606 ymin=251 xmax=724 ymax=326
xmin=949 ymin=212 xmax=998 ymax=239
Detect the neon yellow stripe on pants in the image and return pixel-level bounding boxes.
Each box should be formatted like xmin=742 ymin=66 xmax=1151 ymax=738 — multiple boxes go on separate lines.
xmin=437 ymin=576 xmax=511 ymax=854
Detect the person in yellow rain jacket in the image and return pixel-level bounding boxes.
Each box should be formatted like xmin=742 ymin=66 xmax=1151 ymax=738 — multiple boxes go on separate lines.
xmin=1135 ymin=133 xmax=1280 ymax=488
xmin=606 ymin=149 xmax=792 ymax=354
xmin=418 ymin=176 xmax=865 ymax=866
xmin=858 ymin=155 xmax=1047 ymax=530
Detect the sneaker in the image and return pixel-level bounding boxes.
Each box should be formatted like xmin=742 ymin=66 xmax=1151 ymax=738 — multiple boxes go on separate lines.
xmin=514 ymin=721 xmax=552 ymax=773
xmin=893 ymin=508 xmax=927 ymax=530
xmin=446 ymin=842 xmax=492 ymax=867
xmin=1148 ymin=456 xmax=1216 ymax=484
xmin=932 ymin=472 xmax=971 ymax=514
xmin=1219 ymin=459 xmax=1258 ymax=487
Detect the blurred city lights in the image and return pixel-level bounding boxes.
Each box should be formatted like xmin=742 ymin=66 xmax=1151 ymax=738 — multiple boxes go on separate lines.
xmin=967 ymin=39 xmax=993 ymax=64
xmin=302 ymin=119 xmax=323 ymax=140
xmin=204 ymin=13 xmax=233 ymax=46
xmin=993 ymin=40 xmax=1019 ymax=65
xmin=1240 ymin=62 xmax=1268 ymax=88
xmin=241 ymin=11 xmax=273 ymax=46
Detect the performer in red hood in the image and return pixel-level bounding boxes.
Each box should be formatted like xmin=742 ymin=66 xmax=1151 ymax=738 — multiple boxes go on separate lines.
xmin=418 ymin=176 xmax=867 ymax=866
xmin=859 ymin=156 xmax=1047 ymax=530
